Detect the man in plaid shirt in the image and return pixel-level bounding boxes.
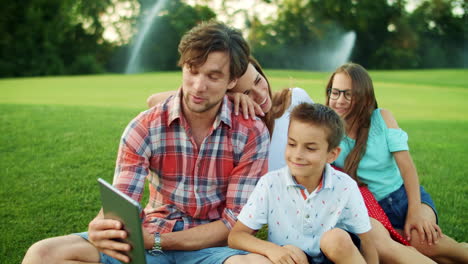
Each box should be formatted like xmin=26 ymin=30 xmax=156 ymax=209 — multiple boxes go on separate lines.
xmin=23 ymin=21 xmax=270 ymax=264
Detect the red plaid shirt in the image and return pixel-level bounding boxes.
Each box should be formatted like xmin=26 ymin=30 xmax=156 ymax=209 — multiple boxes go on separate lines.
xmin=113 ymin=90 xmax=269 ymax=234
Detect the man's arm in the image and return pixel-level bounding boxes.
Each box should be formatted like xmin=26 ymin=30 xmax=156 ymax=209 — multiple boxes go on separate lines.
xmin=143 ymin=220 xmax=230 ymax=251
xmin=90 ymin=111 xmax=153 ymax=262
xmin=222 ymin=119 xmax=270 ymax=230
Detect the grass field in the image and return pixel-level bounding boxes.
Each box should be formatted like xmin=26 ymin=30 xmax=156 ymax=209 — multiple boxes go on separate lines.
xmin=1 ymin=69 xmax=467 ymax=263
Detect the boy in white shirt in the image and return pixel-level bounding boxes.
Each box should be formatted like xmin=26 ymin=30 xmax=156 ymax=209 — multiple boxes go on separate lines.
xmin=228 ymin=103 xmax=378 ymax=264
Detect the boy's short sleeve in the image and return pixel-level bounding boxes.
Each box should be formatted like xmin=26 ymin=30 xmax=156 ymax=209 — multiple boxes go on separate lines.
xmin=237 ymin=176 xmax=269 ymax=230
xmin=339 ymin=182 xmax=372 ymax=234
xmin=386 ymin=128 xmax=409 ymax=152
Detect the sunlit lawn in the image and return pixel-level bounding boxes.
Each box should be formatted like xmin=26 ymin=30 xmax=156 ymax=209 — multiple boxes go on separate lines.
xmin=1 ymin=69 xmax=467 ymax=263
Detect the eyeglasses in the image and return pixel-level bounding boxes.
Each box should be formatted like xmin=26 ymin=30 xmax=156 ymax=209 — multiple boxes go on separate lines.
xmin=327 ymin=88 xmax=352 ymax=101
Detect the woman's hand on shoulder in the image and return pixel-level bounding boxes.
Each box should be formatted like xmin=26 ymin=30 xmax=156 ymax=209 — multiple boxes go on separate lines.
xmin=380 ymin=108 xmax=399 ymax=129
xmin=227 ymin=92 xmax=265 ymax=120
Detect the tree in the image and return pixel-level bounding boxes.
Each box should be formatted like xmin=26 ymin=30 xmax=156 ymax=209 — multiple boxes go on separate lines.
xmin=251 ymin=0 xmax=466 ymax=69
xmin=132 ymin=0 xmax=216 ymax=72
xmin=409 ymin=0 xmax=467 ymax=68
xmin=248 ymin=0 xmax=389 ymax=70
xmin=0 ymin=0 xmax=120 ymax=77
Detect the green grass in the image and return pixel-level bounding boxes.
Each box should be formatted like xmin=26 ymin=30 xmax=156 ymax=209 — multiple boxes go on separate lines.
xmin=1 ymin=69 xmax=467 ymax=263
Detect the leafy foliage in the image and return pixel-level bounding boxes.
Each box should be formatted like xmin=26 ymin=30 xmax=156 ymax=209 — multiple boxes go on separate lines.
xmin=250 ymin=0 xmax=466 ymax=69
xmin=0 ymin=0 xmax=117 ymax=77
xmin=0 ymin=0 xmax=465 ymax=77
xmin=134 ymin=0 xmax=216 ymax=72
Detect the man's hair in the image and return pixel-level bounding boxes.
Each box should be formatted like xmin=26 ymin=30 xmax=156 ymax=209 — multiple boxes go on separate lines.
xmin=289 ymin=103 xmax=344 ymax=151
xmin=178 ymin=20 xmax=250 ymax=81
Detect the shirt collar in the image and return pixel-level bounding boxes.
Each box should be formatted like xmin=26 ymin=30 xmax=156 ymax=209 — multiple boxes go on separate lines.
xmin=167 ymin=88 xmax=183 ymax=125
xmin=167 ymin=88 xmax=232 ymax=129
xmin=322 ymin=163 xmax=334 ymax=190
xmin=285 ymin=163 xmax=334 ymax=191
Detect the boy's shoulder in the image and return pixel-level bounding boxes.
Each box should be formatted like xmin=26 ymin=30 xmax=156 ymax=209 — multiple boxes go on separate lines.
xmin=325 ymin=164 xmax=359 ymax=190
xmin=258 ymin=167 xmax=290 ymax=187
xmin=263 ymin=166 xmax=289 ymax=179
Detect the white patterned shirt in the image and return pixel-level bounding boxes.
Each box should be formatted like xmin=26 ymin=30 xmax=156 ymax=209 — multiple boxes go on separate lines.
xmin=238 ymin=164 xmax=370 ymax=258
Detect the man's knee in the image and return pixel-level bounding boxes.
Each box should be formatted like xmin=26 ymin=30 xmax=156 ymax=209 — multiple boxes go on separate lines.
xmin=23 ymin=237 xmax=61 ymax=263
xmin=22 ymin=235 xmax=96 ymax=264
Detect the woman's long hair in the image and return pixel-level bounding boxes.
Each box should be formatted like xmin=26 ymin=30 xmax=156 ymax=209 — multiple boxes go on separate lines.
xmin=325 ymin=63 xmax=378 ymax=184
xmin=249 ymin=57 xmax=291 ymax=137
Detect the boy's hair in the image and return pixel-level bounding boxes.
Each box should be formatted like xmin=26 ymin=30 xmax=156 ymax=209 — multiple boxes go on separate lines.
xmin=289 ymin=103 xmax=344 ymax=151
xmin=178 ymin=20 xmax=250 ymax=81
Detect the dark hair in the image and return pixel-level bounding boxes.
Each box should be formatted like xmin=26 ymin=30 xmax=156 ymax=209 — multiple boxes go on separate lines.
xmin=289 ymin=103 xmax=344 ymax=151
xmin=178 ymin=20 xmax=250 ymax=81
xmin=325 ymin=62 xmax=378 ymax=183
xmin=248 ymin=56 xmax=274 ymax=135
xmin=249 ymin=56 xmax=294 ymax=139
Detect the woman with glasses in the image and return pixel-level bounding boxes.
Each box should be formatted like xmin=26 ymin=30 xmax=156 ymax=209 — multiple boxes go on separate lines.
xmin=326 ymin=62 xmax=468 ymax=264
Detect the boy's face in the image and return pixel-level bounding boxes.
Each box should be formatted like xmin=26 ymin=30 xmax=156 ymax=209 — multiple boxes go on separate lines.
xmin=285 ymin=120 xmax=340 ymax=179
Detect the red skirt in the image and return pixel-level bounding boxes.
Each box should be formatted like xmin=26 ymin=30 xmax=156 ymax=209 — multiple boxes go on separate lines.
xmin=330 ymin=165 xmax=409 ymax=245
xmin=359 ymin=185 xmax=410 ymax=245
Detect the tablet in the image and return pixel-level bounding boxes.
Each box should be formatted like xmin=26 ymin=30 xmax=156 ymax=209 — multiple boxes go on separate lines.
xmin=98 ymin=178 xmax=146 ymax=264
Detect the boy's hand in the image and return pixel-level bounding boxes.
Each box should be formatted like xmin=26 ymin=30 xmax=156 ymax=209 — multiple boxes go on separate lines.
xmin=88 ymin=217 xmax=131 ymax=263
xmin=265 ymin=244 xmax=308 ymax=264
xmin=227 ymin=92 xmax=264 ymax=120
xmin=405 ymin=207 xmax=442 ymax=246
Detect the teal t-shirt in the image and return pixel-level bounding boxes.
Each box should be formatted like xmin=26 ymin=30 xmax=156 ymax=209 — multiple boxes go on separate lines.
xmin=333 ymin=109 xmax=409 ymax=201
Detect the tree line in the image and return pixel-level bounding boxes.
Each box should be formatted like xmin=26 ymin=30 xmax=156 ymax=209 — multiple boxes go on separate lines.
xmin=0 ymin=0 xmax=466 ymax=77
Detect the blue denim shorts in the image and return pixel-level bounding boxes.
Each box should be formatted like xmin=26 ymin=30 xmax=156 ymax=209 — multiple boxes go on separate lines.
xmin=74 ymin=221 xmax=248 ymax=264
xmin=378 ymin=184 xmax=438 ymax=229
